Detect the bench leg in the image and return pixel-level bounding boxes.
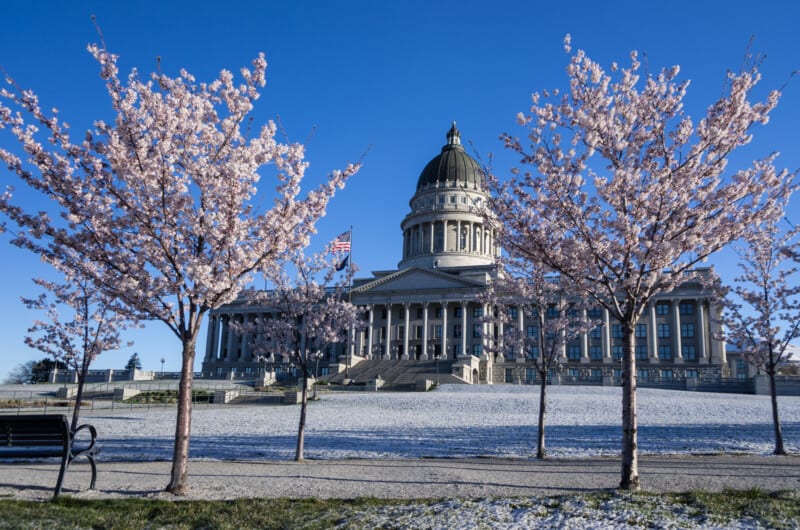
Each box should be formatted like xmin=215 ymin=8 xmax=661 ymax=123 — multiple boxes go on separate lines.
xmin=88 ymin=454 xmax=97 ymax=490
xmin=54 ymin=457 xmax=68 ymax=498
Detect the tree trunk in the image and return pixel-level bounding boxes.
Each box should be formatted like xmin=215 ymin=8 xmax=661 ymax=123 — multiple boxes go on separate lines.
xmin=166 ymin=338 xmax=196 ymax=494
xmin=295 ymin=370 xmax=308 ymax=461
xmin=537 ymin=373 xmax=547 ymax=459
xmin=769 ymin=369 xmax=786 ymax=455
xmin=620 ymin=322 xmax=640 ymax=490
xmin=70 ymin=361 xmax=89 ymax=434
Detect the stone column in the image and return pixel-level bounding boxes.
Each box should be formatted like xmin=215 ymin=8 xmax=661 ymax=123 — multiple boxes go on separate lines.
xmin=602 ymin=309 xmax=611 ymax=361
xmin=403 ymin=303 xmax=410 ymax=360
xmin=442 ymin=221 xmax=448 ymax=253
xmin=205 ymin=315 xmax=218 ymax=361
xmin=385 ymin=303 xmax=392 ymax=359
xmin=581 ymin=308 xmax=590 ymax=364
xmin=648 ymin=303 xmax=659 ymax=364
xmin=673 ymin=299 xmax=683 ymax=363
xmin=698 ymin=299 xmax=709 ymax=363
xmin=461 ymin=302 xmax=468 ymax=356
xmin=441 ymin=302 xmax=448 ymax=360
xmin=367 ymin=305 xmax=374 ymax=359
xmin=422 ymin=303 xmax=429 ymax=360
xmin=517 ymin=306 xmax=524 ymax=358
xmin=429 ymin=222 xmax=435 ymax=253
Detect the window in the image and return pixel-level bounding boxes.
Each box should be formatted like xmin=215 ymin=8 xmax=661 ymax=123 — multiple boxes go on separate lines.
xmin=454 ymin=307 xmax=463 ymax=318
xmin=453 ymin=324 xmax=462 ymax=338
xmin=568 ymin=368 xmax=580 ymax=377
xmin=679 ymin=302 xmax=694 ymax=315
xmin=527 ymin=325 xmax=538 ymax=338
xmin=473 ymin=306 xmax=483 ymax=318
xmin=546 ymin=306 xmax=559 ymax=318
xmin=658 ymin=345 xmax=672 ymax=360
xmin=381 ymin=309 xmax=388 ymax=319
xmin=686 ymin=369 xmax=698 ymax=379
xmin=417 ymin=308 xmax=423 ymax=318
xmin=682 ymin=345 xmax=697 ymax=361
xmin=454 ymin=343 xmax=462 ymax=355
xmin=636 ymin=345 xmax=649 ymax=360
xmin=613 ymin=369 xmax=622 ymax=379
xmin=681 ymin=323 xmax=695 ymax=338
xmin=657 ymin=323 xmax=670 ymax=338
xmin=635 ymin=324 xmax=647 ymax=338
xmin=461 ymin=196 xmax=467 ymax=204
xmin=434 ymin=325 xmax=442 ymax=339
xmin=591 ymin=368 xmax=603 ymax=379
xmin=528 ymin=346 xmax=538 ymax=359
xmin=589 ymin=326 xmax=602 ymax=339
xmin=398 ymin=326 xmax=405 ymax=340
xmin=525 ymin=368 xmax=536 ymax=383
xmin=612 ymin=324 xmax=623 ymax=338
xmin=472 ymin=344 xmax=482 ymax=356
xmin=588 ymin=308 xmax=602 ymax=319
xmin=216 ymin=367 xmax=224 ymax=375
xmin=661 ymin=369 xmax=674 ymax=380
xmin=505 ymin=368 xmax=515 ymax=383
xmin=415 ymin=326 xmax=422 ymax=339
xmin=438 ymin=196 xmax=445 ymax=205
xmin=435 ymin=308 xmax=443 ymax=319
xmin=473 ymin=324 xmax=482 ymax=338
xmin=612 ymin=346 xmax=623 ymax=360
xmin=637 ymin=369 xmax=649 ymax=380
xmin=450 ymin=195 xmax=456 ymax=203
xmin=656 ymin=303 xmax=670 ymax=316
xmin=567 ymin=345 xmax=581 ymax=360
xmin=507 ymin=307 xmax=518 ymax=319
xmin=591 ymin=346 xmax=603 ymax=360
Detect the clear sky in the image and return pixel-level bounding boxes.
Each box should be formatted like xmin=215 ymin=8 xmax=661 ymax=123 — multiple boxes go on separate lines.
xmin=1 ymin=0 xmax=798 ymax=381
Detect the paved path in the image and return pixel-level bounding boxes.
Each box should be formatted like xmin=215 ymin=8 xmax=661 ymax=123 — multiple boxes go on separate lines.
xmin=1 ymin=455 xmax=798 ymax=501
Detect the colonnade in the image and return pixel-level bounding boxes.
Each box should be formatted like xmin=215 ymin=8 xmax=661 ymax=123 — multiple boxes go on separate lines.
xmin=402 ymin=220 xmax=497 ymax=259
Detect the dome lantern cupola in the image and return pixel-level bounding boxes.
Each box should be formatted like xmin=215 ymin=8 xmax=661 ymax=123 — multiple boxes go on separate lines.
xmin=399 ymin=123 xmax=498 ymax=270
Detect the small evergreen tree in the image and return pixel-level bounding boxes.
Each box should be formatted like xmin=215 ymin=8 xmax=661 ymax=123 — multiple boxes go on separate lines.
xmin=126 ymin=353 xmax=143 ymax=371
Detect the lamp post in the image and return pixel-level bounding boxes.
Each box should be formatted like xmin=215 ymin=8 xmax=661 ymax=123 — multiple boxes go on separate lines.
xmin=160 ymin=357 xmax=165 ymax=377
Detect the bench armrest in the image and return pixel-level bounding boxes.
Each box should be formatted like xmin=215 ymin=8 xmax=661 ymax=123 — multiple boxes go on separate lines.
xmin=70 ymin=423 xmax=99 ymax=459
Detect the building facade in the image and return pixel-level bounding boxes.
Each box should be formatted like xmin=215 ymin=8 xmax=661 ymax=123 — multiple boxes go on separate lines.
xmin=201 ymin=123 xmax=730 ymax=385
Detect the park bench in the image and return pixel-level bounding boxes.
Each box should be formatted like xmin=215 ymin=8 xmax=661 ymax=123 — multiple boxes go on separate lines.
xmin=0 ymin=414 xmax=98 ymax=497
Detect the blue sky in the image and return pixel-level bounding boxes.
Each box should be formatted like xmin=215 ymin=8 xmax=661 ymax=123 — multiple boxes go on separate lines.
xmin=1 ymin=0 xmax=798 ymax=380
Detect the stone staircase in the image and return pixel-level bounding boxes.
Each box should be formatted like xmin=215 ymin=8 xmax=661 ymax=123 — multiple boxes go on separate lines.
xmin=324 ymin=359 xmax=465 ymax=389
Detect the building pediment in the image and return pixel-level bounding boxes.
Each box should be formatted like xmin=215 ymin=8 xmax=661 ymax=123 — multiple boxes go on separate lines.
xmin=352 ymin=267 xmax=484 ymax=295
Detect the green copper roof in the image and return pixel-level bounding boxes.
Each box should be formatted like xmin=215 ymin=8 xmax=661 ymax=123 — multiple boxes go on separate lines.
xmin=416 ymin=122 xmax=485 ymax=191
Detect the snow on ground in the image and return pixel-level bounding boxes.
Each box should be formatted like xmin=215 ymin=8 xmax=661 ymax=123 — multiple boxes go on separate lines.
xmin=70 ymin=384 xmax=799 ymax=462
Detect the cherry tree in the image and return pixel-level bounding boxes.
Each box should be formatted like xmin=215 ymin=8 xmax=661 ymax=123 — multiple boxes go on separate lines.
xmin=234 ymin=248 xmax=362 ymax=461
xmin=22 ymin=274 xmax=137 ymax=430
xmin=483 ymin=261 xmax=595 ymax=459
xmin=0 ymin=41 xmax=358 ymax=493
xmin=719 ymin=218 xmax=799 ymax=455
xmin=489 ymin=36 xmax=796 ymax=489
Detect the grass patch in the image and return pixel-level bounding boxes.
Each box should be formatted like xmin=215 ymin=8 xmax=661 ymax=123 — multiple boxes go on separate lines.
xmin=124 ymin=390 xmax=215 ymax=404
xmin=0 ymin=497 xmax=408 ymax=530
xmin=0 ymin=399 xmax=80 ymax=409
xmin=0 ymin=490 xmax=798 ymax=529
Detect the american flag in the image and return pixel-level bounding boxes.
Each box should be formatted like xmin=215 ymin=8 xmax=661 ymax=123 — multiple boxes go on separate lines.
xmin=332 ymin=230 xmax=351 ymax=252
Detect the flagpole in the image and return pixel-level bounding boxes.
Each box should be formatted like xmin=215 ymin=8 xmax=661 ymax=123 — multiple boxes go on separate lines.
xmin=345 ymin=225 xmax=353 ymax=379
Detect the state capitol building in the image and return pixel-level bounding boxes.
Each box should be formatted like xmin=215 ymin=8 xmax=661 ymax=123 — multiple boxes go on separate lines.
xmin=202 ymin=124 xmax=738 ymax=388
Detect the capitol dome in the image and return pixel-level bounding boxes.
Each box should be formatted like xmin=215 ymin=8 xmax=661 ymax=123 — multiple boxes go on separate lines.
xmin=416 ymin=122 xmax=486 ymax=192
xmin=398 ymin=123 xmax=498 ymax=270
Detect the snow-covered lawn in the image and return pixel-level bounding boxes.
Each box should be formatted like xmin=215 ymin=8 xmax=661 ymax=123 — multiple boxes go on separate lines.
xmin=74 ymin=384 xmax=799 ymax=462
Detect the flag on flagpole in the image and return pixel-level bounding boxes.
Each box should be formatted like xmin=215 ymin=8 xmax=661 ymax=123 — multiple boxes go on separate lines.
xmin=332 ymin=230 xmax=351 ymax=252
xmin=335 ymin=254 xmax=349 ymax=271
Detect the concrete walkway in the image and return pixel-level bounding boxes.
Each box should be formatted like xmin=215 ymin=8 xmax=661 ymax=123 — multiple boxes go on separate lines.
xmin=1 ymin=454 xmax=798 ymax=501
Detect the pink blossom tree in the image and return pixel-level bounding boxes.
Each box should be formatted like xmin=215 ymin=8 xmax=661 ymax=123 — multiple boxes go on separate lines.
xmin=22 ymin=274 xmax=138 ymax=431
xmin=719 ymin=218 xmax=800 ymax=455
xmin=0 ymin=41 xmax=358 ymax=493
xmin=483 ymin=261 xmax=595 ymax=459
xmin=234 ymin=248 xmax=363 ymax=461
xmin=489 ymin=36 xmax=796 ymax=489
